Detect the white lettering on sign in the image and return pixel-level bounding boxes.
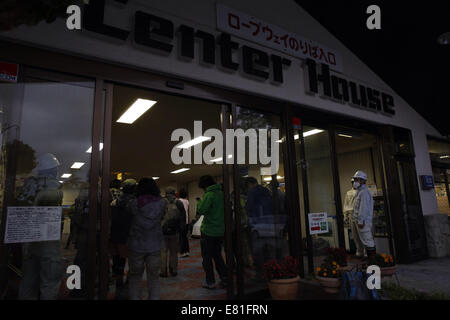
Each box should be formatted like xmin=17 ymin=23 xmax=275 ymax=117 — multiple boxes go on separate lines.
xmin=4 ymin=207 xmax=62 ymax=243
xmin=216 ymin=3 xmax=343 ymax=72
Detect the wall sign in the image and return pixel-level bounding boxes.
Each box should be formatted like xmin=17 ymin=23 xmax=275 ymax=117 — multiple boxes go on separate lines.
xmin=4 ymin=207 xmax=62 ymax=243
xmin=82 ymin=0 xmax=292 ymax=84
xmin=308 ymin=212 xmax=329 ymax=235
xmin=0 ymin=61 xmax=19 ymax=83
xmin=81 ymin=0 xmax=395 ymax=116
xmin=304 ymin=59 xmax=395 ymax=116
xmin=420 ymin=175 xmax=435 ymax=190
xmin=216 ymin=4 xmax=343 ymax=72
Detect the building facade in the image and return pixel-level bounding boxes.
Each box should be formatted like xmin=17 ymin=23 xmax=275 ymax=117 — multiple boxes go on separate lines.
xmin=0 ymin=0 xmax=449 ymax=299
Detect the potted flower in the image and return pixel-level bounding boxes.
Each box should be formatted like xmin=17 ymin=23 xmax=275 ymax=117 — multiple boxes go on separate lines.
xmin=325 ymin=247 xmax=348 ymax=268
xmin=368 ymin=253 xmax=396 ymax=277
xmin=315 ymin=258 xmax=342 ymax=294
xmin=262 ymin=256 xmax=300 ymax=300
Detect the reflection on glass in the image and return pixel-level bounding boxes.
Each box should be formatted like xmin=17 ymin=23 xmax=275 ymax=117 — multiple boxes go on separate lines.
xmin=335 ymin=129 xmax=391 ymax=256
xmin=302 ymin=126 xmax=337 ymax=263
xmin=0 ymin=75 xmax=94 ymax=299
xmin=234 ymin=107 xmax=288 ymax=295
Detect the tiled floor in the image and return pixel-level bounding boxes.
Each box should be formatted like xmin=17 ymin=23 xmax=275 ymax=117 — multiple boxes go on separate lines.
xmin=107 ymin=238 xmax=227 ymax=300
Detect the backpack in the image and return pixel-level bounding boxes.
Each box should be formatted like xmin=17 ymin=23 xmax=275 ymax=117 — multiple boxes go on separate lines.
xmin=162 ymin=199 xmax=181 ymax=235
xmin=342 ymin=267 xmax=381 ymax=300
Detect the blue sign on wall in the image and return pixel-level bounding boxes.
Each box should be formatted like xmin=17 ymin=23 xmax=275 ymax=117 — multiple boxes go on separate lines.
xmin=421 ymin=175 xmax=435 ymax=190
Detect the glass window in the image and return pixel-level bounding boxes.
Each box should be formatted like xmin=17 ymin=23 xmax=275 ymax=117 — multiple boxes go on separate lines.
xmin=428 ymin=138 xmax=450 ymax=166
xmin=109 ymin=84 xmax=226 ymax=300
xmin=234 ymin=106 xmax=289 ymax=295
xmin=335 ymin=128 xmax=391 ymax=255
xmin=0 ymin=69 xmax=95 ymax=299
xmin=435 ymin=183 xmax=450 ymax=216
xmin=295 ymin=125 xmax=337 ymax=269
xmin=393 ymin=128 xmax=414 ymax=157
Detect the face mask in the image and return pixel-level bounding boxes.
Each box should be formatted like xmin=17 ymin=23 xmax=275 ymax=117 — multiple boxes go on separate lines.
xmin=353 ymin=181 xmax=360 ymax=189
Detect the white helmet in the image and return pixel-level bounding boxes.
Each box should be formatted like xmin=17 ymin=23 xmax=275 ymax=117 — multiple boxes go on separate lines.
xmin=352 ymin=170 xmax=367 ymax=181
xmin=36 ymin=153 xmax=60 ymax=171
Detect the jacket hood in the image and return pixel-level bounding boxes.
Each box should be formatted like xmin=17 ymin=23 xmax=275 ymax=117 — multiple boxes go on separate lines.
xmin=138 ymin=194 xmax=161 ymax=208
xmin=206 ymin=184 xmax=222 ymax=192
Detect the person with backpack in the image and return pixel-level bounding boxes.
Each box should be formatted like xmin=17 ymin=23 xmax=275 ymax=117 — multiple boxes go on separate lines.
xmin=127 ymin=178 xmax=166 ymax=300
xmin=160 ymin=187 xmax=185 ymax=277
xmin=197 ymin=175 xmax=227 ymax=289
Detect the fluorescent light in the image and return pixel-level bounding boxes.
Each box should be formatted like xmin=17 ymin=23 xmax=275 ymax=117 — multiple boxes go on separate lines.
xmin=294 ymin=134 xmax=300 ymax=140
xmin=86 ymin=143 xmax=104 ymax=153
xmin=176 ymin=136 xmax=211 ymax=149
xmin=338 ymin=134 xmax=353 ymax=138
xmin=263 ymin=176 xmax=284 ymax=181
xmin=59 ymin=181 xmax=64 ymax=184
xmin=61 ymin=173 xmax=72 ymax=179
xmin=71 ymin=162 xmax=85 ymax=169
xmin=152 ymin=177 xmax=160 ymax=180
xmin=116 ymin=98 xmax=157 ymax=124
xmin=170 ymin=168 xmax=190 ymax=174
xmin=208 ymin=154 xmax=233 ymax=163
xmin=440 ymin=155 xmax=450 ymax=159
xmin=303 ymin=129 xmax=324 ymax=137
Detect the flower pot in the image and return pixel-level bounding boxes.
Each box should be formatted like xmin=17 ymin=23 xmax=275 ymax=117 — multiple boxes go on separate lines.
xmin=381 ymin=265 xmax=397 ymax=277
xmin=316 ymin=276 xmax=341 ymax=294
xmin=267 ymin=276 xmax=300 ymax=300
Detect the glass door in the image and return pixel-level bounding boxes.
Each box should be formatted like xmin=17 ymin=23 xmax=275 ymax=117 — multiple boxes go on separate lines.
xmin=433 ymin=167 xmax=450 ymax=216
xmin=0 ymin=67 xmax=100 ymax=299
xmin=232 ymin=106 xmax=289 ymax=296
xmin=293 ymin=122 xmax=342 ymax=273
xmin=102 ymin=83 xmax=233 ymax=300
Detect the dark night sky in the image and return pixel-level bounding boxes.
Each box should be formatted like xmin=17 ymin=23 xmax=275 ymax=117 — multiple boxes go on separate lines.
xmin=295 ymin=0 xmax=450 ymax=136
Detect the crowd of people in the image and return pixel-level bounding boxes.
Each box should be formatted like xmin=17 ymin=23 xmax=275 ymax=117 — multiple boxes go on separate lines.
xmin=104 ymin=174 xmax=288 ymax=299
xmin=13 ymin=153 xmax=289 ymax=300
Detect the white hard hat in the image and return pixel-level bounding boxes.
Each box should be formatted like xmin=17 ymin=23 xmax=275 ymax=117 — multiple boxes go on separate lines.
xmin=36 ymin=153 xmax=60 ymax=171
xmin=352 ymin=170 xmax=367 ymax=181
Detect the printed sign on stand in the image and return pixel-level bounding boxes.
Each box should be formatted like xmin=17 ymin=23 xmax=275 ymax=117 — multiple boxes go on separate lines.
xmin=308 ymin=212 xmax=329 ymax=235
xmin=4 ymin=207 xmax=62 ymax=243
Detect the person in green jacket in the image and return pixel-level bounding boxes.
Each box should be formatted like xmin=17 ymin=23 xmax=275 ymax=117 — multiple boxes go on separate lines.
xmin=197 ymin=175 xmax=227 ymax=289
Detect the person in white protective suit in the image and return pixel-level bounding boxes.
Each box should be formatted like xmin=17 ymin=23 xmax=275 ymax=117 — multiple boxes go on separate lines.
xmin=343 ymin=181 xmax=357 ymax=228
xmin=350 ymin=170 xmax=376 ymax=259
xmin=17 ymin=153 xmax=64 ymax=300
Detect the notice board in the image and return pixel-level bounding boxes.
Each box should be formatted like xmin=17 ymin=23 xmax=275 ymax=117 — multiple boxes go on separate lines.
xmin=4 ymin=207 xmax=62 ymax=244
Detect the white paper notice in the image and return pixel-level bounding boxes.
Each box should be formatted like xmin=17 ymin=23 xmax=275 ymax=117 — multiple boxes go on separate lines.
xmin=308 ymin=212 xmax=329 ymax=235
xmin=4 ymin=207 xmax=62 ymax=244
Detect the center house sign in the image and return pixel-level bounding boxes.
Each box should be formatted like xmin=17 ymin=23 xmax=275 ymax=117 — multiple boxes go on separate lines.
xmin=82 ymin=0 xmax=395 ymax=116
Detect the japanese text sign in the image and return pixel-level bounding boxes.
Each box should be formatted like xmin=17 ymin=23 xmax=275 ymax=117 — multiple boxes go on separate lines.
xmin=308 ymin=212 xmax=329 ymax=235
xmin=216 ymin=4 xmax=343 ymax=72
xmin=4 ymin=207 xmax=62 ymax=243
